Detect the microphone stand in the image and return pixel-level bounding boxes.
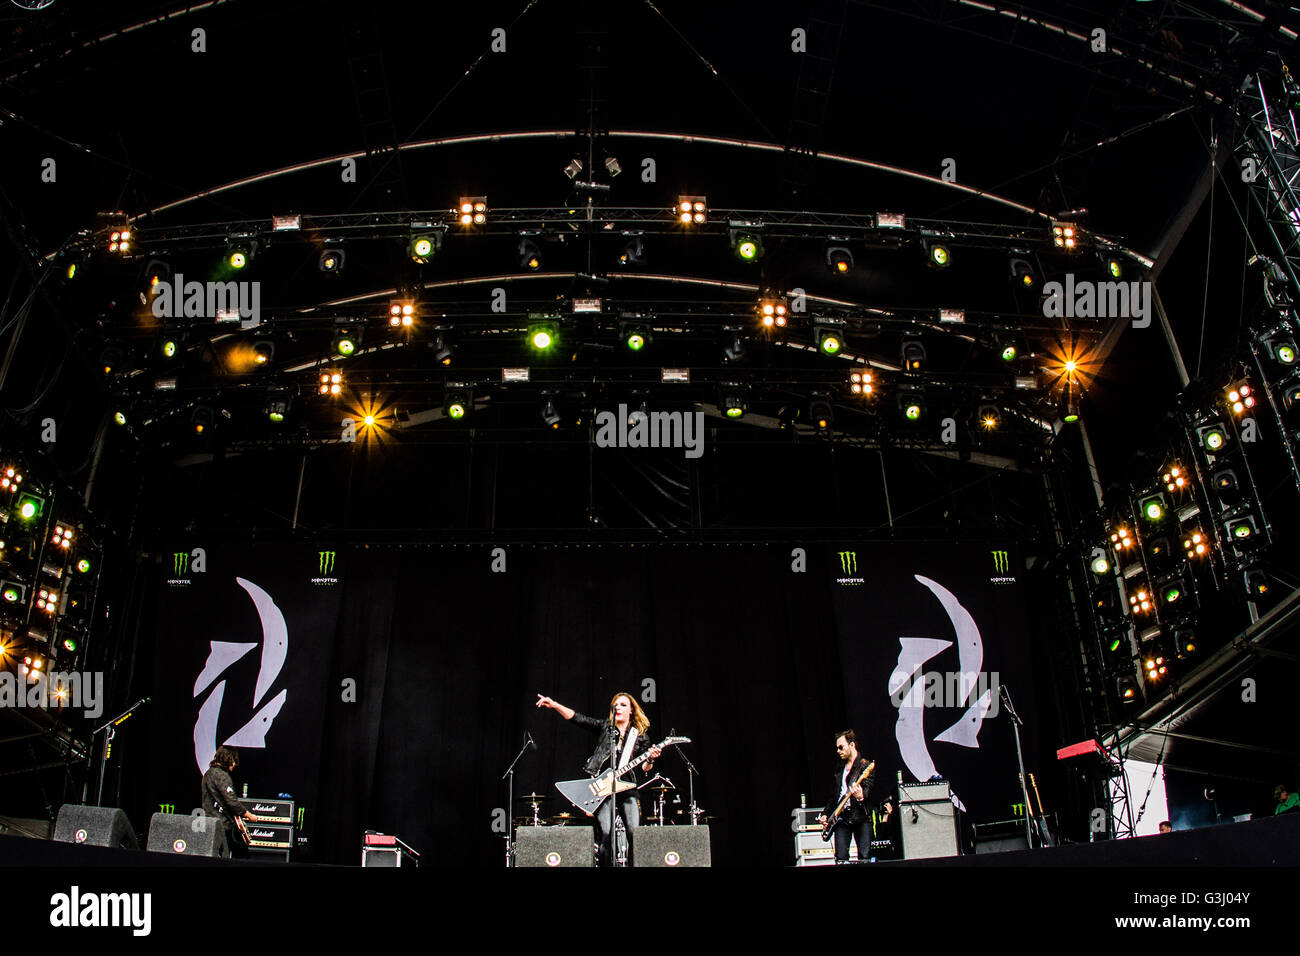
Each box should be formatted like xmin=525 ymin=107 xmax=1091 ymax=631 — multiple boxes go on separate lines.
xmin=675 ymin=741 xmax=703 ymax=825
xmin=606 ymin=722 xmax=626 ymax=866
xmin=1000 ymin=685 xmax=1036 ymax=850
xmin=88 ymin=698 xmax=149 ymax=807
xmin=501 ymin=731 xmax=536 ymax=868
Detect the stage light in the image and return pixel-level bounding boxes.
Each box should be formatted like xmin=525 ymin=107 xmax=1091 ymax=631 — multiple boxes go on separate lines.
xmin=76 ymin=558 xmax=91 ymax=574
xmin=563 ymin=158 xmax=583 ymax=180
xmin=319 ymin=248 xmax=345 ymax=273
xmin=731 ymin=230 xmax=763 ymax=262
xmin=1 ymin=581 xmax=24 ymax=604
xmin=252 ymin=340 xmax=275 ymax=365
xmin=318 ymin=372 xmax=344 ymax=397
xmin=1173 ymin=628 xmax=1196 ymax=659
xmin=190 ymin=406 xmax=215 ymax=435
xmin=1001 ymin=343 xmax=1018 ymax=362
xmin=809 ymin=397 xmax=833 ymax=430
xmin=1158 ymin=574 xmax=1187 ymax=608
xmin=1225 ymin=515 xmax=1259 ymax=543
xmin=1002 ymin=256 xmax=1035 ymax=288
xmin=723 ymin=330 xmax=746 ymax=362
xmin=434 ymin=335 xmax=454 ymax=366
xmin=1262 ymin=328 xmax=1298 ymax=365
xmin=619 ymin=237 xmax=645 ymax=268
xmin=162 ymin=339 xmax=178 ymax=359
xmin=108 ymin=228 xmax=132 ymax=255
xmin=759 ymin=297 xmax=788 ymax=328
xmin=1090 ymin=549 xmax=1111 ymax=576
xmin=1106 ymin=258 xmax=1123 ymax=279
xmin=528 ymin=322 xmax=557 ymax=351
xmin=826 ymin=246 xmax=854 ymax=274
xmin=1226 ymin=381 xmax=1257 ymax=416
xmin=1109 ymin=526 xmax=1135 ymax=554
xmin=226 ymin=239 xmax=256 ymax=270
xmin=1162 ymin=465 xmax=1188 ymax=493
xmin=849 ymin=371 xmax=873 ymax=396
xmin=901 ymin=338 xmax=925 ymax=372
xmin=333 ymin=330 xmax=359 ymax=356
xmin=52 ymin=524 xmax=73 ymax=549
xmin=1128 ymin=588 xmax=1152 ymax=614
xmin=1182 ymin=530 xmax=1208 ymax=559
xmin=1244 ymin=568 xmax=1271 ymax=598
xmin=407 ymin=227 xmax=442 ymax=263
xmin=36 ymin=587 xmax=58 ymax=614
xmin=605 ymin=157 xmax=622 ymax=177
xmin=519 ymin=238 xmax=542 ymax=271
xmin=1197 ymin=423 xmax=1228 ymax=452
xmin=264 ymin=389 xmax=291 ymax=422
xmin=541 ymin=398 xmax=561 ymax=429
xmin=719 ymin=387 xmax=747 ymax=419
xmin=1 ymin=467 xmax=22 ymax=490
xmin=113 ymin=411 xmax=127 ymax=426
xmin=1050 ymin=221 xmax=1079 ymax=251
xmin=927 ymin=243 xmax=951 ymax=269
xmin=816 ymin=326 xmax=843 ymax=355
xmin=898 ymin=388 xmax=925 ymax=421
xmin=1138 ymin=493 xmax=1168 ymax=523
xmin=677 ymin=196 xmax=706 ymax=224
xmin=620 ymin=320 xmax=652 ymax=352
xmin=99 ymin=346 xmax=123 ymax=376
xmin=444 ymin=389 xmax=470 ymax=420
xmin=977 ymin=404 xmax=1001 ymax=430
xmin=388 ymin=299 xmax=416 ymax=328
xmin=16 ymin=492 xmax=44 ymax=520
xmin=1117 ymin=675 xmax=1139 ymax=703
xmin=458 ymin=196 xmax=487 ymax=226
xmin=62 ymin=636 xmax=77 ymax=653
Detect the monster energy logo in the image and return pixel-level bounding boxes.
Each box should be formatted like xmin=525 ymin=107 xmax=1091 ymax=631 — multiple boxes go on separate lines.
xmin=296 ymin=807 xmax=305 ymax=828
xmin=159 ymin=803 xmax=175 ymax=814
xmin=838 ymin=551 xmax=857 ymax=574
xmin=173 ymin=552 xmax=188 ymax=575
xmin=991 ymin=550 xmax=1010 ymax=574
xmin=318 ymin=551 xmax=336 ymax=575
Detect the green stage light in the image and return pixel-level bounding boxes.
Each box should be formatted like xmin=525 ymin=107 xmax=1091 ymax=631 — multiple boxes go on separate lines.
xmin=229 ymin=251 xmax=246 ymax=269
xmin=76 ymin=559 xmax=91 ymax=574
xmin=63 ymin=637 xmax=77 ymax=652
xmin=447 ymin=402 xmax=466 ymax=419
xmin=529 ymin=323 xmax=557 ymax=350
xmin=113 ymin=412 xmax=126 ymax=426
xmin=929 ymin=244 xmax=950 ymax=268
xmin=1001 ymin=344 xmax=1018 ymax=362
xmin=905 ymin=404 xmax=921 ymax=421
xmin=818 ymin=329 xmax=843 ymax=355
xmin=1107 ymin=259 xmax=1122 ymax=279
xmin=1091 ymin=555 xmax=1110 ymax=575
xmin=162 ymin=340 xmax=177 ymax=358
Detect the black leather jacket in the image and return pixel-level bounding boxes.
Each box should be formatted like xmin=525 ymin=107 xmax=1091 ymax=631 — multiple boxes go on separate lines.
xmin=570 ymin=711 xmax=654 ymax=783
xmin=201 ymin=765 xmax=247 ymax=831
xmin=823 ymin=756 xmax=876 ymax=825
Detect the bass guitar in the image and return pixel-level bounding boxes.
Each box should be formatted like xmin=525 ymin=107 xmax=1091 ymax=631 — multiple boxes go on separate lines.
xmin=555 ymin=736 xmax=691 ymax=815
xmin=821 ymin=760 xmax=876 ymax=841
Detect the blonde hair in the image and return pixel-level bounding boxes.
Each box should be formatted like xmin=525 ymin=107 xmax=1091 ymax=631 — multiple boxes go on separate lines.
xmin=609 ymin=692 xmax=650 ymax=736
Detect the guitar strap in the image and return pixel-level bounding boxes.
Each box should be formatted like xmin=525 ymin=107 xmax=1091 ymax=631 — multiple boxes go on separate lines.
xmin=617 ymin=728 xmax=639 ymax=773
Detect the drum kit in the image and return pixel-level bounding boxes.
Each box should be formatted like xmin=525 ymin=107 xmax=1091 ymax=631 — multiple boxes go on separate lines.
xmin=513 ymin=776 xmax=714 ymax=829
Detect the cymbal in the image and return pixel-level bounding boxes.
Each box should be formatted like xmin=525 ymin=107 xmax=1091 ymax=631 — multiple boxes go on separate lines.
xmin=649 ymin=783 xmax=676 ymax=793
xmin=516 ymin=793 xmax=552 ymax=802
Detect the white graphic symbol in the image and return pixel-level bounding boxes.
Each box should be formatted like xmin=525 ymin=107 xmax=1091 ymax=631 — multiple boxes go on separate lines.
xmin=192 ymin=577 xmax=288 ymax=774
xmin=887 ymin=575 xmax=993 ymax=801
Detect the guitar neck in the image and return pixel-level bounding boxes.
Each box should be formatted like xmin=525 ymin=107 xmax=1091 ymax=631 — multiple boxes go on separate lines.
xmin=611 ymin=738 xmax=668 ymax=778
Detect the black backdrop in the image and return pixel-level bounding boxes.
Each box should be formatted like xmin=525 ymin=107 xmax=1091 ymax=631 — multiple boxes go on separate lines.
xmin=142 ymin=540 xmax=1038 ymax=866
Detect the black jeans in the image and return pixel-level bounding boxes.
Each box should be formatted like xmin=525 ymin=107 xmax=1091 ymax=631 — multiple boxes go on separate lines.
xmin=833 ymin=817 xmax=872 ymax=862
xmin=593 ymin=794 xmax=639 ymax=866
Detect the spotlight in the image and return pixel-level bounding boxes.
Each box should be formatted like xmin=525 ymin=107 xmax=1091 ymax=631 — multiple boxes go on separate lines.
xmin=898 ymin=388 xmax=926 ymax=421
xmin=619 ymin=236 xmax=646 ymax=268
xmin=388 ymin=299 xmax=416 ymax=328
xmin=35 ymin=587 xmax=58 ymax=614
xmin=408 ymin=229 xmax=442 ymax=263
xmin=676 ymin=196 xmax=707 ymax=224
xmin=318 ymin=372 xmax=344 ymax=397
xmin=620 ymin=320 xmax=652 ymax=352
xmin=528 ymin=321 xmax=557 ymax=351
xmin=1262 ymin=328 xmax=1298 ymax=366
xmin=16 ymin=492 xmax=45 ymax=520
xmin=265 ymin=399 xmax=289 ymax=423
xmin=1 ymin=580 xmax=25 ymax=604
xmin=1128 ymin=587 xmax=1153 ymax=615
xmin=52 ymin=524 xmax=73 ymax=549
xmin=113 ymin=411 xmax=127 ymax=426
xmin=826 ymin=246 xmax=854 ymax=274
xmin=731 ymin=229 xmax=763 ymax=262
xmin=77 ymin=558 xmax=93 ymax=574
xmin=719 ymin=386 xmax=747 ymax=419
xmin=604 ymin=157 xmax=622 ymax=177
xmin=1117 ymin=675 xmax=1139 ymax=703
xmin=722 ymin=330 xmax=746 ymax=362
xmin=1173 ymin=628 xmax=1197 ymax=659
xmin=1225 ymin=381 xmax=1259 ymax=417
xmin=809 ymin=397 xmax=833 ymax=430
xmin=99 ymin=346 xmax=123 ymax=376
xmin=1062 ymin=388 xmax=1080 ymax=423
xmin=1089 ymin=549 xmax=1111 ymax=576
xmin=1181 ymin=530 xmax=1209 ymax=559
xmin=1244 ymin=568 xmax=1271 ymax=598
xmin=1009 ymin=257 xmax=1036 ymax=288
xmin=458 ymin=196 xmax=487 ymax=226
xmin=1137 ymin=493 xmax=1168 ymax=523
xmin=563 ymin=158 xmax=583 ymax=180
xmin=927 ymin=243 xmax=951 ymax=269
xmin=434 ymin=335 xmax=454 ymax=366
xmin=1197 ymin=423 xmax=1229 ymax=453
xmin=1050 ymin=221 xmax=1079 ymax=251
xmin=519 ymin=238 xmax=542 ymax=271
xmin=1105 ymin=257 xmax=1123 ymax=279
xmin=333 ymin=329 xmax=359 ymax=356
xmin=191 ymin=406 xmax=214 ymax=435
xmin=541 ymin=398 xmax=561 ymax=429
xmin=758 ymin=297 xmax=788 ymax=329
xmin=815 ymin=324 xmax=844 ymax=356
xmin=1157 ymin=572 xmax=1188 ymax=608
xmin=226 ymin=239 xmax=257 ymax=270
xmin=319 ymin=247 xmax=346 ymax=273
xmin=977 ymin=404 xmax=1001 ymax=430
xmin=162 ymin=339 xmax=178 ymax=359
xmin=1109 ymin=526 xmax=1135 ymax=555
xmin=1225 ymin=515 xmax=1260 ymax=544
xmin=1162 ymin=465 xmax=1189 ymax=493
xmin=849 ymin=370 xmax=873 ymax=396
xmin=251 ymin=340 xmax=275 ymax=365
xmin=901 ymin=338 xmax=925 ymax=371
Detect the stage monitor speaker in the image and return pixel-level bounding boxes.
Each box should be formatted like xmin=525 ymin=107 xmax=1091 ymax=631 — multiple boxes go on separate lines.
xmin=145 ymin=812 xmax=229 ymax=858
xmin=514 ymin=826 xmax=594 ymax=868
xmin=631 ymin=826 xmax=712 ymax=867
xmin=899 ymin=780 xmax=959 ymax=860
xmin=974 ymin=834 xmax=1029 ymax=854
xmin=52 ymin=805 xmax=138 ymax=850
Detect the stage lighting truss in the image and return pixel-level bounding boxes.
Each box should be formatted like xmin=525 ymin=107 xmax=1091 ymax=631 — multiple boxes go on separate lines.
xmin=676 ymin=196 xmax=707 ymax=224
xmin=388 ymin=298 xmax=417 ymax=328
xmin=729 ymin=225 xmax=763 ymax=262
xmin=875 ymin=212 xmax=905 ymax=230
xmin=848 ymin=370 xmax=873 ymax=397
xmin=814 ymin=319 xmax=845 ymax=356
xmin=457 ymin=197 xmax=488 ymax=227
xmin=758 ymin=296 xmax=788 ymax=329
xmin=1226 ymin=380 xmax=1258 ymax=416
xmin=318 ymin=371 xmax=344 ymax=397
xmin=718 ymin=383 xmax=748 ymax=420
xmin=1050 ymin=221 xmax=1081 ymax=252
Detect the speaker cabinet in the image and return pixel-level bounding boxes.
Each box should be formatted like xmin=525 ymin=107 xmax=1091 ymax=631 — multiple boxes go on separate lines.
xmin=514 ymin=826 xmax=594 ymax=868
xmin=631 ymin=826 xmax=712 ymax=867
xmin=899 ymin=781 xmax=959 ymax=859
xmin=145 ymin=812 xmax=229 ymax=857
xmin=52 ymin=805 xmax=138 ymax=850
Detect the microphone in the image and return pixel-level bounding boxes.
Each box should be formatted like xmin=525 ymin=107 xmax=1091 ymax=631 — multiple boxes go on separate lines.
xmin=525 ymin=732 xmax=537 ymax=752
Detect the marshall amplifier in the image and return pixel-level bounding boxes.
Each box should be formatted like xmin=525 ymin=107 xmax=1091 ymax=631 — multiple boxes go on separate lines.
xmin=245 ymin=797 xmax=294 ymax=825
xmin=243 ymin=797 xmax=295 ymax=862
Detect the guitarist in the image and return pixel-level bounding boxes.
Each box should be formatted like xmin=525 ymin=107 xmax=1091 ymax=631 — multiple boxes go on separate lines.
xmin=536 ymin=692 xmax=662 ymax=866
xmin=201 ymin=746 xmax=260 ymax=858
xmin=818 ymin=730 xmax=886 ymax=863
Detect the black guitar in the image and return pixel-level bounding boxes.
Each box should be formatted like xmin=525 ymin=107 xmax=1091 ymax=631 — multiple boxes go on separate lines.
xmin=555 ymin=736 xmax=691 ymax=815
xmin=821 ymin=760 xmax=876 ymax=841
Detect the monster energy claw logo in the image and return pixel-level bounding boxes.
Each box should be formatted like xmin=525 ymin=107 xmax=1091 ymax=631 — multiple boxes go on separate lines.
xmin=297 ymin=807 xmax=305 ymax=827
xmin=991 ymin=550 xmax=1009 ymax=574
xmin=159 ymin=803 xmax=175 ymax=814
xmin=318 ymin=551 xmax=336 ymax=575
xmin=173 ymin=552 xmax=189 ymax=575
xmin=838 ymin=551 xmax=857 ymax=574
